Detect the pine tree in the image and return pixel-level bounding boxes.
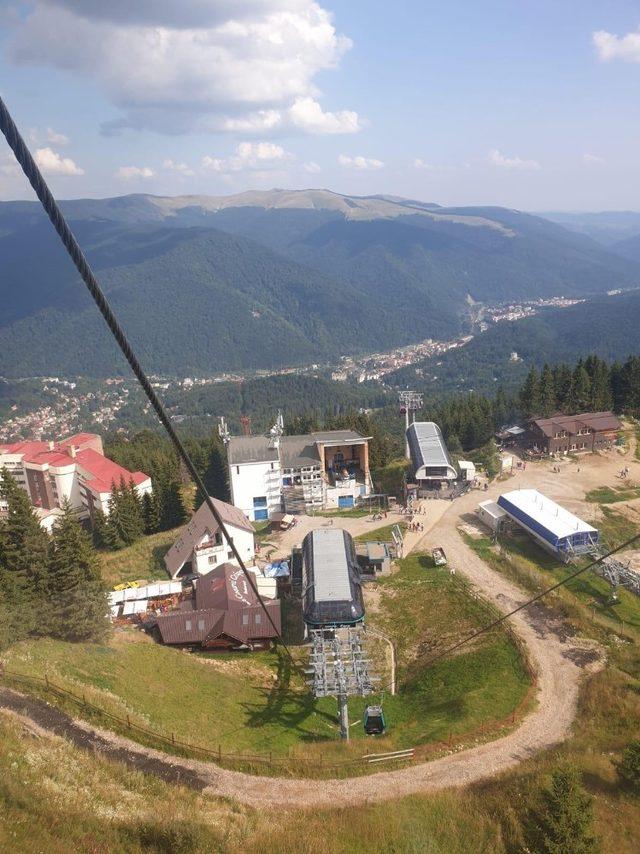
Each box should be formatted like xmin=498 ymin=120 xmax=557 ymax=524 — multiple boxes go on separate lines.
xmin=161 ymin=481 xmax=188 ymax=530
xmin=520 ymin=367 xmax=542 ymax=418
xmin=533 ymin=765 xmax=600 ymax=854
xmin=104 ymin=486 xmax=124 ymax=551
xmin=141 ymin=491 xmax=161 ymax=534
xmin=0 ymin=469 xmax=50 ymax=595
xmin=48 ymin=501 xmax=109 ymax=642
xmin=569 ymin=362 xmax=591 ymax=412
xmin=540 ymin=364 xmax=557 ymax=417
xmin=195 ymin=436 xmax=230 ymax=509
xmin=91 ymin=508 xmax=109 ymax=549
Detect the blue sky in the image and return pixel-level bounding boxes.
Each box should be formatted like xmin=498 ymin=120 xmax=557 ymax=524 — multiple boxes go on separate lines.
xmin=1 ymin=0 xmax=640 ymax=209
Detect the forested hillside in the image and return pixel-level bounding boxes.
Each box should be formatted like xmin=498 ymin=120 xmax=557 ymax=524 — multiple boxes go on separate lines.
xmin=389 ymin=289 xmax=640 ymax=396
xmin=2 ymin=189 xmax=640 ymax=378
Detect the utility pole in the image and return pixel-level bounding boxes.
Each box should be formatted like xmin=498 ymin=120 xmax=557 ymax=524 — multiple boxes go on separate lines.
xmin=338 ymin=693 xmax=350 ymax=741
xmin=398 ymin=391 xmax=423 ymax=458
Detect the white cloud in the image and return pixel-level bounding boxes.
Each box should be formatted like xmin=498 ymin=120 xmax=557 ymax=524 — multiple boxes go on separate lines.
xmin=35 ymin=147 xmax=84 ymax=175
xmin=115 ymin=165 xmax=155 ymax=179
xmin=593 ymin=29 xmax=640 ymax=63
xmin=163 ymin=158 xmax=195 ymax=176
xmin=288 ymin=96 xmax=360 ymax=133
xmin=0 ymin=151 xmax=21 ymax=177
xmin=338 ymin=154 xmax=384 ymax=171
xmin=413 ymin=158 xmax=434 ymax=170
xmin=302 ymin=160 xmax=321 ymax=173
xmin=8 ymin=2 xmax=361 ymax=136
xmin=202 ymin=141 xmax=291 ymax=172
xmin=45 ymin=126 xmax=69 ymax=145
xmin=488 ymin=149 xmax=540 ymax=171
xmin=583 ymin=153 xmax=605 ymax=165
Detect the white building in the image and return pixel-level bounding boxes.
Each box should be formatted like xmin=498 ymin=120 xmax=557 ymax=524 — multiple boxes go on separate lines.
xmin=163 ymin=497 xmax=256 ymax=579
xmin=0 ymin=432 xmax=152 ymax=523
xmin=227 ymin=430 xmax=372 ymax=521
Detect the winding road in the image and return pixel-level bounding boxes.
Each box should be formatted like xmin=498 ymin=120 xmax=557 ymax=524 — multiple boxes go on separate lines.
xmin=0 ymin=492 xmax=603 ymax=809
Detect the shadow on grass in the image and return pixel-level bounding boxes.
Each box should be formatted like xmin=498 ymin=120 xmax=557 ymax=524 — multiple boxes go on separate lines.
xmin=241 ymin=652 xmax=335 ymax=741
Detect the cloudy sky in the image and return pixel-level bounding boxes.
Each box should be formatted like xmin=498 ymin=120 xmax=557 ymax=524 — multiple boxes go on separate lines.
xmin=1 ymin=0 xmax=640 ymax=209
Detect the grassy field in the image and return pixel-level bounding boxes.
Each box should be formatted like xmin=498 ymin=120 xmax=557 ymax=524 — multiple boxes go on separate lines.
xmin=354 ymin=521 xmax=404 ymax=543
xmin=99 ymin=528 xmax=178 ymax=587
xmin=3 ymin=550 xmax=530 ymax=773
xmin=586 ymin=484 xmax=640 ymax=504
xmin=466 ymin=527 xmax=640 ymax=633
xmin=315 ymin=507 xmax=372 ymax=518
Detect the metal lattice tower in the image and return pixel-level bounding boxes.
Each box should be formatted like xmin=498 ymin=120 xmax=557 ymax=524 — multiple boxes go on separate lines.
xmin=399 ymin=391 xmax=423 ymax=458
xmin=306 ymin=627 xmax=378 ymax=740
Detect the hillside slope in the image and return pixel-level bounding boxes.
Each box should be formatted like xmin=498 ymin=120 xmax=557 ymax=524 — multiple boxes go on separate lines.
xmin=0 ymin=223 xmax=439 ymax=377
xmin=389 ymin=289 xmax=640 ymax=395
xmin=2 ymin=189 xmax=640 ymax=377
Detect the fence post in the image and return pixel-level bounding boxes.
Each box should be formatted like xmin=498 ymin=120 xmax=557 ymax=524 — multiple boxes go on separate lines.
xmin=218 ymin=744 xmax=222 ymax=763
xmin=171 ymin=732 xmax=175 ymax=745
xmin=126 ymin=714 xmax=131 ymax=729
xmin=83 ymin=692 xmax=86 ymax=708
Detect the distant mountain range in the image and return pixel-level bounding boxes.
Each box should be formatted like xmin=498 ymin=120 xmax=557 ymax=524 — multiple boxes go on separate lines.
xmin=2 ymin=189 xmax=640 ymax=377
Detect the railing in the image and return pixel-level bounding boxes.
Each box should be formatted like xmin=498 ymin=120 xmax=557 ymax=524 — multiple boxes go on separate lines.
xmin=0 ymin=656 xmax=537 ymax=777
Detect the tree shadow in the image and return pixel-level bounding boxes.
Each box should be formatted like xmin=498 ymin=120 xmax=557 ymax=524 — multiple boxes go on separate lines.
xmin=241 ymin=651 xmax=335 ymax=740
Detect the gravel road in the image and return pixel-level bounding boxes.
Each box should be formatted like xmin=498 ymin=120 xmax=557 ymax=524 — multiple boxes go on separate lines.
xmin=0 ymin=496 xmax=603 ymax=809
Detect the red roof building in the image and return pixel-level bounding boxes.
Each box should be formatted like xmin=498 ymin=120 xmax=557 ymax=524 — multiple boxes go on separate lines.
xmin=0 ymin=432 xmax=152 ymax=522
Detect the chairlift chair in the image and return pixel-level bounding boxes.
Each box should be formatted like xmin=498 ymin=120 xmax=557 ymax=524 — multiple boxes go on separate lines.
xmin=363 ymin=704 xmax=386 ymax=735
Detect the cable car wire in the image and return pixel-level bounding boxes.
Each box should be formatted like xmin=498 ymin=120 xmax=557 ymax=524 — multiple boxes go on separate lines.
xmin=374 ymin=528 xmax=640 ymax=696
xmin=0 ymin=94 xmax=294 ymax=666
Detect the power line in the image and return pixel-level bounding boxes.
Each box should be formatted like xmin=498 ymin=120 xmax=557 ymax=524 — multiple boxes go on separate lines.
xmin=0 ymin=95 xmax=293 ymax=666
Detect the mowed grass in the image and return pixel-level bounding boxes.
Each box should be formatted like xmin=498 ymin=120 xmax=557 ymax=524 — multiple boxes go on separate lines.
xmin=586 ymin=484 xmax=640 ymax=504
xmin=467 ymin=527 xmax=640 ymax=633
xmin=99 ymin=528 xmax=179 ymax=587
xmin=355 ymin=521 xmax=404 ymax=543
xmin=3 ymin=550 xmax=531 ymax=772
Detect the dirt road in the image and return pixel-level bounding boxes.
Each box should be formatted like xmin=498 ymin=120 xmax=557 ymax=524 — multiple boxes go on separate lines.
xmin=0 ymin=492 xmax=603 ymax=808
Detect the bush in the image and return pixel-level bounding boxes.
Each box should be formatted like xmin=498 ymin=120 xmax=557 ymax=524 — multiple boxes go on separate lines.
xmin=617 ymin=740 xmax=640 ymax=792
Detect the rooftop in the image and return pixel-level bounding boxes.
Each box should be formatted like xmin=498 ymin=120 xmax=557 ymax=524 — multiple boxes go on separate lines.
xmin=531 ymin=411 xmax=621 ymax=438
xmin=311 ymin=528 xmax=352 ymax=602
xmin=498 ymin=489 xmax=597 ymax=540
xmin=227 ymin=429 xmax=369 ymax=468
xmin=406 ymin=422 xmax=456 ymax=474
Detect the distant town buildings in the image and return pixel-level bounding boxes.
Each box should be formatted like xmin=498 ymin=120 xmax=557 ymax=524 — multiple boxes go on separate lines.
xmin=0 ymin=432 xmax=152 ymax=524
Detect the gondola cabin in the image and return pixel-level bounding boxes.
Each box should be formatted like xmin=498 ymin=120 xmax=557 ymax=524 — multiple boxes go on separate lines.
xmin=301 ymin=528 xmax=365 ymax=628
xmin=364 ymin=705 xmax=386 ymax=735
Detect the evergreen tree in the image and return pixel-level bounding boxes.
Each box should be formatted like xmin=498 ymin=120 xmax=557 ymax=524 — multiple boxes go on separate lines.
xmin=569 ymin=362 xmax=591 ymax=412
xmin=195 ymin=436 xmax=230 ymax=509
xmin=48 ymin=501 xmax=109 ymax=642
xmin=520 ymin=367 xmax=542 ymax=418
xmin=141 ymin=491 xmax=161 ymax=535
xmin=91 ymin=508 xmax=109 ymax=549
xmin=118 ymin=478 xmax=144 ymax=545
xmin=533 ymin=765 xmax=600 ymax=854
xmin=553 ymin=363 xmax=573 ymax=411
xmin=539 ymin=364 xmax=557 ymax=417
xmin=161 ymin=481 xmax=188 ymax=530
xmin=104 ymin=486 xmax=124 ymax=551
xmin=0 ymin=469 xmax=50 ymax=595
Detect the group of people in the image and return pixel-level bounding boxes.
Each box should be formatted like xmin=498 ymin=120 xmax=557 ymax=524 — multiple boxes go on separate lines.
xmin=408 ymin=520 xmax=424 ymax=533
xmin=620 ymin=466 xmax=631 ymax=479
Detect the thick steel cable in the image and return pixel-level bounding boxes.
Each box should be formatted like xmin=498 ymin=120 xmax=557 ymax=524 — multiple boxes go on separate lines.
xmin=0 ymin=95 xmax=293 ymax=662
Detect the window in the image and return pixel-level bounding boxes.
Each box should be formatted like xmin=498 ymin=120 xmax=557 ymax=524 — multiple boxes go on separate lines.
xmin=208 ymin=556 xmax=216 ymax=564
xmin=270 ymin=462 xmax=274 ymax=470
xmin=253 ymin=496 xmax=268 ymax=508
xmin=198 ymin=619 xmax=205 ymax=631
xmin=255 ymin=613 xmax=261 ymax=625
xmin=236 ymin=466 xmax=240 ymax=475
xmin=242 ymin=613 xmax=249 ymax=626
xmin=228 ymin=550 xmax=234 ymax=559
xmin=185 ymin=620 xmax=192 ymax=631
